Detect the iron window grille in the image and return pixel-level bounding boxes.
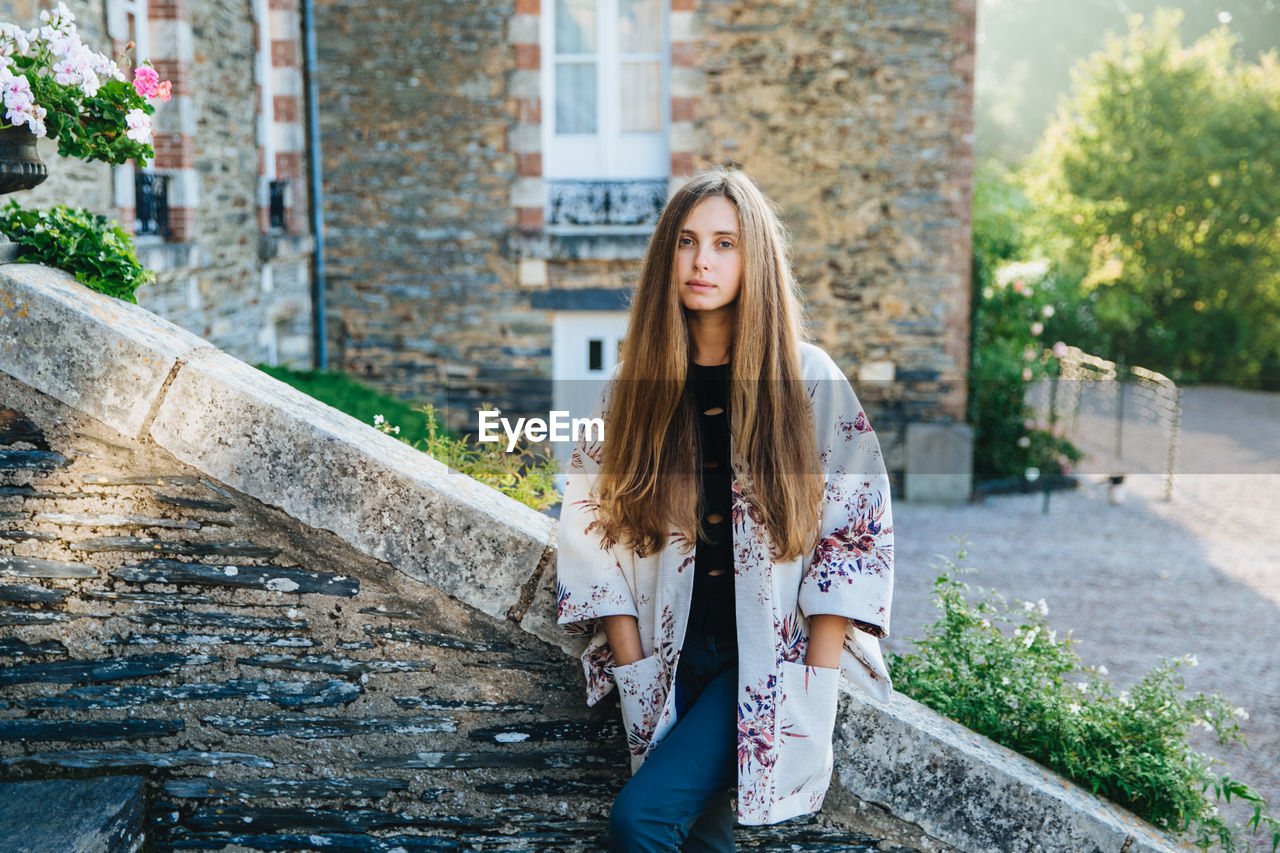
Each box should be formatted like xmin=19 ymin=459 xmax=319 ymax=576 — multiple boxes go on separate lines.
xmin=546 ymin=179 xmax=666 ymax=228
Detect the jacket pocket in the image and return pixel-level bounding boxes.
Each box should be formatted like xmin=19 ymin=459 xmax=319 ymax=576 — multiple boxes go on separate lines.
xmin=611 ymin=654 xmax=665 ymax=770
xmin=773 ymin=661 xmax=841 ymax=800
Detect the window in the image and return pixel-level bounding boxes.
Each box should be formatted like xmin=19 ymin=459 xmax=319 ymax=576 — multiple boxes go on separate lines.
xmin=269 ymin=180 xmax=288 ymax=230
xmin=134 ymin=172 xmax=170 ymax=238
xmin=551 ymin=312 xmax=629 ymax=467
xmin=543 ymin=0 xmax=669 ymax=184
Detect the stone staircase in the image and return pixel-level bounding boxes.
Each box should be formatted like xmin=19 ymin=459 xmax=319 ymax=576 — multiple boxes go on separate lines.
xmin=1 ymin=264 xmax=1194 ymax=853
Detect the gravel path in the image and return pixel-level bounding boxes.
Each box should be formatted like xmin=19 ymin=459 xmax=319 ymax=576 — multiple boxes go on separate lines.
xmin=886 ymin=385 xmax=1280 ymax=850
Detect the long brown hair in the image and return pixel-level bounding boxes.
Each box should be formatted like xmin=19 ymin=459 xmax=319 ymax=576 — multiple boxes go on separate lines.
xmin=594 ymin=168 xmax=823 ymax=560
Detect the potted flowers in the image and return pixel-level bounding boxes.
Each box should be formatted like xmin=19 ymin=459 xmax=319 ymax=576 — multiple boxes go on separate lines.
xmin=0 ymin=2 xmax=170 ymax=193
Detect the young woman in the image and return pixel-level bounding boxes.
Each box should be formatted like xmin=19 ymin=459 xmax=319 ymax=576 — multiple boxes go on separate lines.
xmin=556 ymin=168 xmax=894 ymax=852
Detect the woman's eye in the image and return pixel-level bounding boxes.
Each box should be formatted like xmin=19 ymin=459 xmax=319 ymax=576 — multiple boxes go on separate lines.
xmin=678 ymin=237 xmax=694 ymax=247
xmin=718 ymin=240 xmax=734 ymax=249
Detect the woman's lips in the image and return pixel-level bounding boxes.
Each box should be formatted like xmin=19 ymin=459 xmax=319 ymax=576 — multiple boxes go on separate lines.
xmin=687 ymin=279 xmax=715 ymax=292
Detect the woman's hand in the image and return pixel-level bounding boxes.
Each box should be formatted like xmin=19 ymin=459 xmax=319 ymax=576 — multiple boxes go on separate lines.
xmin=805 ymin=613 xmax=849 ymax=669
xmin=603 ymin=614 xmax=644 ymax=667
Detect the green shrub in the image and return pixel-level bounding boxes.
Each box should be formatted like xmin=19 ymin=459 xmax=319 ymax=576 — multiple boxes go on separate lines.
xmin=970 ymin=167 xmax=1082 ymax=482
xmin=0 ymin=201 xmax=153 ymax=303
xmin=376 ymin=404 xmax=560 ymax=512
xmin=890 ymin=553 xmax=1279 ymax=851
xmin=256 ymin=364 xmax=560 ymax=511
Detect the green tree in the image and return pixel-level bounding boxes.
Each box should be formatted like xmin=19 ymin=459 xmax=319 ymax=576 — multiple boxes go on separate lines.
xmin=1020 ymin=10 xmax=1280 ymax=383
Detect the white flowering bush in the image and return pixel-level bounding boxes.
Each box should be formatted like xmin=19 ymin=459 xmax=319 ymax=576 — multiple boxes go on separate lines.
xmin=1 ymin=3 xmax=170 ymax=165
xmin=890 ymin=554 xmax=1279 ymax=851
xmin=970 ymin=167 xmax=1082 ymax=483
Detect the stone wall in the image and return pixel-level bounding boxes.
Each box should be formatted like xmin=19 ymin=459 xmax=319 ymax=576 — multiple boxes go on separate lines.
xmin=693 ymin=0 xmax=974 ymax=427
xmin=0 ymin=0 xmax=315 ymax=369
xmin=313 ymin=0 xmax=551 ymax=422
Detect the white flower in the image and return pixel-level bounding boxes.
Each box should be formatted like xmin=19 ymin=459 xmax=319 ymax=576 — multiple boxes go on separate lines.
xmin=42 ymin=27 xmax=78 ymax=57
xmin=1232 ymin=707 xmax=1249 ymax=720
xmin=1178 ymin=654 xmax=1199 ymax=668
xmin=1022 ymin=601 xmax=1035 ymax=613
xmin=1075 ymin=680 xmax=1089 ymax=692
xmin=39 ymin=3 xmax=76 ymax=32
xmin=1119 ymin=690 xmax=1131 ymax=705
xmin=124 ymin=108 xmax=151 ymax=143
xmin=994 ymin=258 xmax=1051 ymax=289
xmin=1022 ymin=625 xmax=1040 ymax=648
xmin=3 ymin=72 xmax=32 ymax=107
xmin=373 ymin=414 xmax=386 ymax=425
xmin=1047 ymin=629 xmax=1057 ymax=644
xmin=1067 ymin=702 xmax=1082 ymax=714
xmin=0 ymin=23 xmax=32 ymax=54
xmin=1036 ymin=598 xmax=1049 ymax=616
xmin=1031 ymin=321 xmax=1044 ymax=336
xmin=1001 ymin=676 xmax=1011 ymax=686
xmin=1096 ymin=665 xmax=1108 ymax=676
xmin=1017 ymin=436 xmax=1031 ymax=448
xmin=1042 ymin=304 xmax=1056 ymax=318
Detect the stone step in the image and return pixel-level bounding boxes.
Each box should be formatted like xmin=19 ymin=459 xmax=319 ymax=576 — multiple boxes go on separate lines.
xmin=0 ymin=776 xmax=148 ymax=853
xmin=111 ymin=558 xmax=359 ymax=596
xmin=69 ymin=537 xmax=281 ymax=558
xmin=10 ymin=678 xmax=360 ymax=710
xmin=0 ymin=554 xmax=99 ymax=578
xmin=0 ymin=449 xmax=70 ymax=470
xmin=0 ymin=583 xmax=69 ymax=603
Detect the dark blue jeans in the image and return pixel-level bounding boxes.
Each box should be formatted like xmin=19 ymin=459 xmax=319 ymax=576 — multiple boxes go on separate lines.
xmin=609 ymin=633 xmax=738 ymax=852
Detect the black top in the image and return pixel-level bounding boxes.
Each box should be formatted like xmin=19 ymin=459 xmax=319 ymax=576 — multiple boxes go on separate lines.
xmin=685 ymin=361 xmax=736 ymax=646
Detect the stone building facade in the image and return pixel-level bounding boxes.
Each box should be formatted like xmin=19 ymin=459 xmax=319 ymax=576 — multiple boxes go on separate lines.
xmin=314 ymin=0 xmax=977 ymax=498
xmin=0 ymin=0 xmax=315 ymax=368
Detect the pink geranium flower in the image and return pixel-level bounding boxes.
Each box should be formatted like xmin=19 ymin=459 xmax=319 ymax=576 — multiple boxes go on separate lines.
xmin=132 ymin=64 xmax=158 ymax=97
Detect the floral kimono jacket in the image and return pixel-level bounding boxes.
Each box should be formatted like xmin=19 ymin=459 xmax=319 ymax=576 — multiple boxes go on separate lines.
xmin=555 ymin=342 xmax=894 ymax=826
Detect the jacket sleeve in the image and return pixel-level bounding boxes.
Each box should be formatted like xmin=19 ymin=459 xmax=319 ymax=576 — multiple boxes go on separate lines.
xmin=554 ymin=380 xmax=638 ymax=637
xmin=797 ymin=361 xmax=894 ymax=639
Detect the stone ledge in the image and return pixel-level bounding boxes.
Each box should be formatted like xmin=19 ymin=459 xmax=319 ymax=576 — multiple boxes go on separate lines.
xmin=0 ymin=264 xmax=210 ymax=436
xmin=830 ymin=688 xmax=1195 ymax=853
xmin=0 ymin=264 xmax=554 ymax=623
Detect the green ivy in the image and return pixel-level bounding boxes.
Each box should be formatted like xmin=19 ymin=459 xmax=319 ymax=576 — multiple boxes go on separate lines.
xmin=0 ymin=201 xmax=153 ymax=304
xmin=891 ymin=552 xmax=1280 ymax=851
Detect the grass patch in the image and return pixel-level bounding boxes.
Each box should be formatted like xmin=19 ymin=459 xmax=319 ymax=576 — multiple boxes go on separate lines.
xmin=256 ymin=364 xmax=560 ymax=511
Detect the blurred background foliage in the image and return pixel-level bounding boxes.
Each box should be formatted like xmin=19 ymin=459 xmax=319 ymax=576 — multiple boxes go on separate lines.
xmin=976 ymin=0 xmax=1279 ymax=162
xmin=970 ymin=5 xmax=1280 ymax=479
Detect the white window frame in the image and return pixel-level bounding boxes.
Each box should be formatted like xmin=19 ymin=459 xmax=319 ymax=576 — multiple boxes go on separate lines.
xmin=550 ymin=311 xmax=629 ymax=469
xmin=541 ymin=0 xmax=670 ymax=181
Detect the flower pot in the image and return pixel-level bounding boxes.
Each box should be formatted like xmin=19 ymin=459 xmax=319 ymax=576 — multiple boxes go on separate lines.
xmin=0 ymin=123 xmax=49 ymax=195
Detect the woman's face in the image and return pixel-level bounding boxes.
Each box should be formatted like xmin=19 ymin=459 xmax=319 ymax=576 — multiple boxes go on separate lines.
xmin=676 ymin=195 xmax=743 ymax=315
